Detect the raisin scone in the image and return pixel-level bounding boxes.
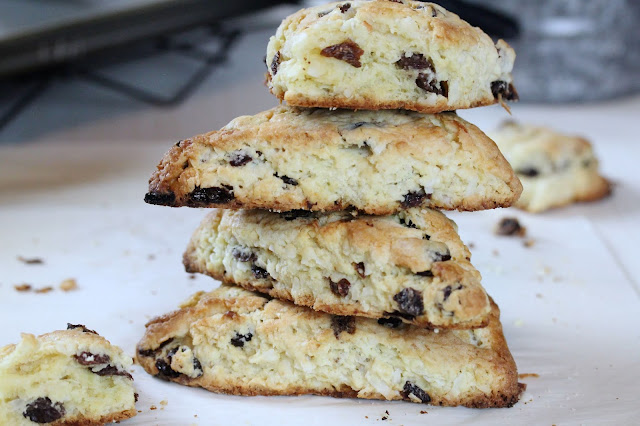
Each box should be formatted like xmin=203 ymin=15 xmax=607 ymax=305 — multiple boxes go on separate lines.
xmin=184 ymin=208 xmax=490 ymax=329
xmin=0 ymin=325 xmax=137 ymax=425
xmin=490 ymin=121 xmax=611 ymax=213
xmin=266 ymin=0 xmax=517 ymax=113
xmin=136 ymin=285 xmax=524 ymax=408
xmin=145 ymin=107 xmax=522 ymax=214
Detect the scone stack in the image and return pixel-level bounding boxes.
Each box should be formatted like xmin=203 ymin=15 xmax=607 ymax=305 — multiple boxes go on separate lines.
xmin=139 ymin=0 xmax=525 ymax=408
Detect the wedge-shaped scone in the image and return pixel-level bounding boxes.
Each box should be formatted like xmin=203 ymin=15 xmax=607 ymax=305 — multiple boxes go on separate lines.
xmin=490 ymin=121 xmax=611 ymax=213
xmin=0 ymin=325 xmax=137 ymax=425
xmin=266 ymin=0 xmax=517 ymax=113
xmin=137 ymin=285 xmax=523 ymax=408
xmin=184 ymin=208 xmax=490 ymax=329
xmin=145 ymin=107 xmax=522 ymax=214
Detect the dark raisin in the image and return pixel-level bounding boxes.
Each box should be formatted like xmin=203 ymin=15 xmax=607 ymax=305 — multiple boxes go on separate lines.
xmin=270 ymin=51 xmax=281 ymax=75
xmin=416 ymin=270 xmax=433 ymax=277
xmin=17 ymin=256 xmax=43 ymax=265
xmin=401 ymin=381 xmax=431 ymax=403
xmin=138 ymin=348 xmax=155 ymax=357
xmin=354 ymin=262 xmax=366 ymax=278
xmin=193 ymin=357 xmax=204 ymax=377
xmin=398 ymin=217 xmax=417 ymax=229
xmin=275 ymin=174 xmax=298 ymax=186
xmin=281 ymin=210 xmax=312 ymax=220
xmin=73 ymin=352 xmax=110 ymax=366
xmin=329 ymin=278 xmax=351 ymax=297
xmin=401 ymin=188 xmax=430 ymax=208
xmin=251 ymin=265 xmax=270 ymax=279
xmin=396 ymin=53 xmax=431 ymax=70
xmin=495 ymin=217 xmax=526 ymax=237
xmin=134 ymin=392 xmax=139 ymax=402
xmin=416 ymin=73 xmax=447 ymax=96
xmin=393 ymin=288 xmax=424 ymax=317
xmin=443 ymin=285 xmax=452 ymax=301
xmin=155 ymin=359 xmax=181 ymax=378
xmin=423 ymin=234 xmax=431 ymax=240
xmin=23 ymin=397 xmax=65 ymax=423
xmin=175 ymin=140 xmax=182 ymax=147
xmin=144 ymin=191 xmax=176 ymax=206
xmin=430 ymin=6 xmax=438 ymax=17
xmin=516 ymin=167 xmax=539 ymax=177
xmin=331 ymin=316 xmax=356 ymax=338
xmin=66 ymin=324 xmax=98 ymax=334
xmin=93 ymin=365 xmax=133 ymax=380
xmin=318 ymin=11 xmax=330 ymax=17
xmin=491 ymin=81 xmax=519 ymax=101
xmin=189 ymin=185 xmax=234 ymax=205
xmin=320 ymin=39 xmax=364 ymax=68
xmin=229 ymin=152 xmax=252 ymax=167
xmin=377 ymin=317 xmax=403 ymax=328
xmin=339 ymin=3 xmax=351 ymax=12
xmin=230 ymin=332 xmax=253 ymax=348
xmin=231 ymin=247 xmax=256 ymax=263
xmin=432 ymin=249 xmax=451 ymax=262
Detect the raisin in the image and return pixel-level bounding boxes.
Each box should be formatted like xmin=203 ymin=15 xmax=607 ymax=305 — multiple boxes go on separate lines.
xmin=230 ymin=332 xmax=253 ymax=347
xmin=396 ymin=53 xmax=431 ymax=70
xmin=495 ymin=217 xmax=526 ymax=237
xmin=401 ymin=381 xmax=431 ymax=403
xmin=281 ymin=210 xmax=312 ymax=220
xmin=155 ymin=359 xmax=181 ymax=378
xmin=23 ymin=397 xmax=65 ymax=423
xmin=516 ymin=167 xmax=539 ymax=177
xmin=229 ymin=152 xmax=252 ymax=167
xmin=73 ymin=352 xmax=110 ymax=366
xmin=275 ymin=174 xmax=298 ymax=186
xmin=443 ymin=285 xmax=452 ymax=301
xmin=193 ymin=357 xmax=204 ymax=377
xmin=251 ymin=265 xmax=270 ymax=279
xmin=329 ymin=278 xmax=351 ymax=297
xmin=232 ymin=247 xmax=256 ymax=263
xmin=416 ymin=73 xmax=447 ymax=96
xmin=398 ymin=217 xmax=417 ymax=229
xmin=377 ymin=317 xmax=403 ymax=328
xmin=491 ymin=81 xmax=519 ymax=101
xmin=393 ymin=288 xmax=424 ymax=317
xmin=432 ymin=249 xmax=451 ymax=262
xmin=66 ymin=324 xmax=98 ymax=334
xmin=189 ymin=185 xmax=234 ymax=205
xmin=270 ymin=51 xmax=281 ymax=75
xmin=430 ymin=6 xmax=439 ymax=17
xmin=339 ymin=3 xmax=351 ymax=12
xmin=331 ymin=316 xmax=356 ymax=338
xmin=401 ymin=188 xmax=430 ymax=208
xmin=416 ymin=270 xmax=433 ymax=277
xmin=138 ymin=348 xmax=155 ymax=357
xmin=354 ymin=262 xmax=366 ymax=278
xmin=144 ymin=191 xmax=176 ymax=206
xmin=134 ymin=393 xmax=139 ymax=402
xmin=93 ymin=365 xmax=133 ymax=380
xmin=320 ymin=39 xmax=364 ymax=68
xmin=175 ymin=140 xmax=182 ymax=147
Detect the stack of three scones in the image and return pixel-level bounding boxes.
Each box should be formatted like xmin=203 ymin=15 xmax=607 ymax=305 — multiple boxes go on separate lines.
xmin=138 ymin=0 xmax=525 ymax=408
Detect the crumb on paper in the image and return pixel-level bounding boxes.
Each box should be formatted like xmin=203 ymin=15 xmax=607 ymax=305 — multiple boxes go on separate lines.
xmin=160 ymin=400 xmax=168 ymax=406
xmin=523 ymin=239 xmax=535 ymax=248
xmin=518 ymin=373 xmax=540 ymax=379
xmin=492 ymin=249 xmax=500 ymax=257
xmin=536 ymin=293 xmax=543 ymax=299
xmin=35 ymin=286 xmax=53 ymax=294
xmin=148 ymin=254 xmax=156 ymax=261
xmin=420 ymin=410 xmax=428 ymax=414
xmin=14 ymin=283 xmax=32 ymax=292
xmin=188 ymin=274 xmax=196 ymax=280
xmin=17 ymin=256 xmax=44 ymax=265
xmin=59 ymin=278 xmax=78 ymax=292
xmin=150 ymin=405 xmax=157 ymax=410
xmin=381 ymin=410 xmax=390 ymax=421
xmin=468 ymin=242 xmax=475 ymax=249
xmin=494 ymin=217 xmax=526 ymax=237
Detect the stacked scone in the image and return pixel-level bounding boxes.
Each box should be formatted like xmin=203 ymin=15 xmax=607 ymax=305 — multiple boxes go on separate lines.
xmin=139 ymin=0 xmax=525 ymax=408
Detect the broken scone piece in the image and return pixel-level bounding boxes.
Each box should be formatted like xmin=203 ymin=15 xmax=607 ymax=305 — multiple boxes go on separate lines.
xmin=491 ymin=121 xmax=611 ymax=213
xmin=145 ymin=107 xmax=522 ymax=214
xmin=137 ymin=285 xmax=524 ymax=408
xmin=184 ymin=208 xmax=491 ymax=329
xmin=0 ymin=324 xmax=137 ymax=425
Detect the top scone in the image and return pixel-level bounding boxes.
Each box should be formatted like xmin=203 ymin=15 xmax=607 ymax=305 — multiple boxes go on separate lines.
xmin=266 ymin=0 xmax=517 ymax=113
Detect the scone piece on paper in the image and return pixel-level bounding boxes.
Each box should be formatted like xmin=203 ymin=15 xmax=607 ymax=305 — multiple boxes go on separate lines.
xmin=491 ymin=121 xmax=611 ymax=213
xmin=184 ymin=208 xmax=491 ymax=329
xmin=136 ymin=285 xmax=524 ymax=408
xmin=266 ymin=0 xmax=517 ymax=113
xmin=145 ymin=107 xmax=522 ymax=214
xmin=0 ymin=325 xmax=137 ymax=425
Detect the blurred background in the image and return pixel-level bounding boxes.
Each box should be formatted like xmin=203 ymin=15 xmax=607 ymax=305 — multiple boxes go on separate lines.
xmin=0 ymin=0 xmax=639 ymax=143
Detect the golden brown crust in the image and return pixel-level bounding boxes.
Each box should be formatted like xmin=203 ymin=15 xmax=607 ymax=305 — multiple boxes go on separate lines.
xmin=50 ymin=408 xmax=137 ymax=426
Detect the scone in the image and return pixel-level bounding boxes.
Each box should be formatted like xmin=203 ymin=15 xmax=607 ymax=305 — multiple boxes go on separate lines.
xmin=490 ymin=121 xmax=611 ymax=213
xmin=145 ymin=107 xmax=522 ymax=214
xmin=0 ymin=324 xmax=137 ymax=425
xmin=266 ymin=0 xmax=517 ymax=113
xmin=184 ymin=208 xmax=490 ymax=329
xmin=136 ymin=285 xmax=523 ymax=408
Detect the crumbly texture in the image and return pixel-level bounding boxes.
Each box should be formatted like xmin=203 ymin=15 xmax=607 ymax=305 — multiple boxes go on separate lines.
xmin=0 ymin=327 xmax=137 ymax=425
xmin=136 ymin=285 xmax=523 ymax=408
xmin=146 ymin=107 xmax=522 ymax=214
xmin=184 ymin=208 xmax=490 ymax=329
xmin=266 ymin=0 xmax=517 ymax=113
xmin=490 ymin=121 xmax=611 ymax=213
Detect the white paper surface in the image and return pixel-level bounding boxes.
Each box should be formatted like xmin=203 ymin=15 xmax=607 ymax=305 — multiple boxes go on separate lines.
xmin=2 ymin=203 xmax=639 ymax=425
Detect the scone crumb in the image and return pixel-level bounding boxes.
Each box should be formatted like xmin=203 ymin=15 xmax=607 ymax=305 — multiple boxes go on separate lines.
xmin=420 ymin=410 xmax=428 ymax=414
xmin=17 ymin=256 xmax=44 ymax=265
xmin=523 ymin=239 xmax=535 ymax=248
xmin=35 ymin=286 xmax=54 ymax=293
xmin=160 ymin=400 xmax=168 ymax=406
xmin=150 ymin=405 xmax=157 ymax=410
xmin=381 ymin=410 xmax=390 ymax=420
xmin=495 ymin=217 xmax=526 ymax=237
xmin=518 ymin=373 xmax=540 ymax=379
xmin=60 ymin=278 xmax=78 ymax=291
xmin=14 ymin=283 xmax=32 ymax=292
